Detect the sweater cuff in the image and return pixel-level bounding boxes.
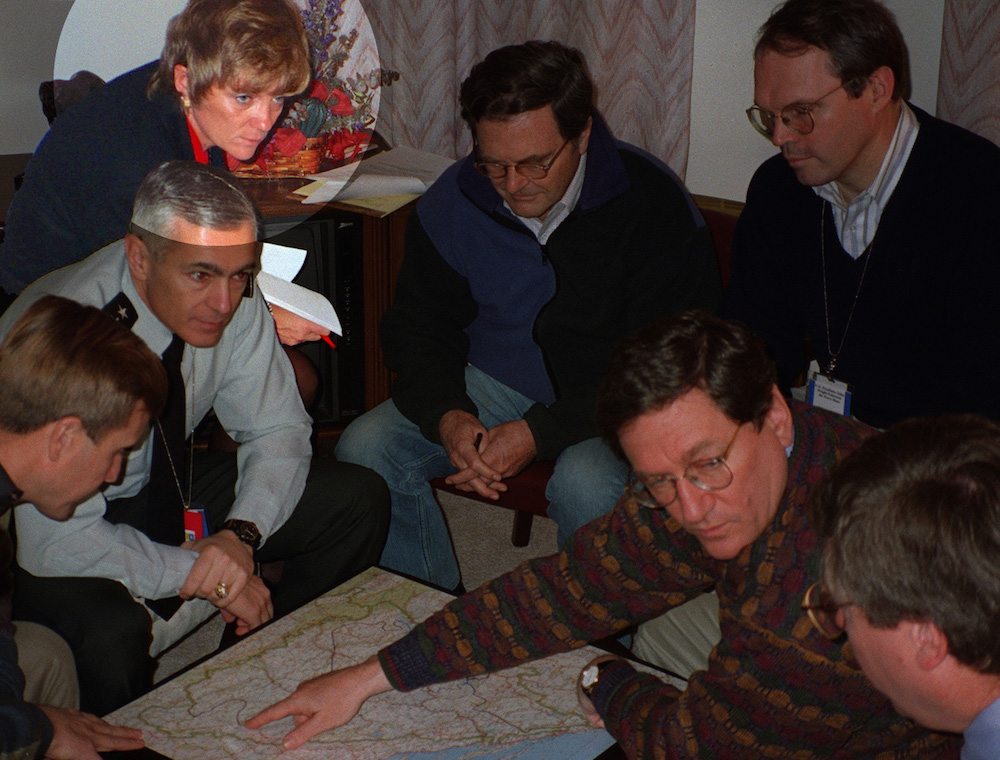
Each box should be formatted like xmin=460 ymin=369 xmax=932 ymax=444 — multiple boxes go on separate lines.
xmin=522 ymin=403 xmax=562 ymax=461
xmin=588 ymin=659 xmax=638 ymax=717
xmin=29 ymin=703 xmax=54 ymax=758
xmin=378 ymin=632 xmax=441 ymax=692
xmin=0 ymin=701 xmax=54 ymax=759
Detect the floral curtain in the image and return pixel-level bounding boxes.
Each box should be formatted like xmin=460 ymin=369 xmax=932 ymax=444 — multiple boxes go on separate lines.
xmin=362 ymin=0 xmax=697 ymax=178
xmin=936 ymin=0 xmax=1000 ymax=147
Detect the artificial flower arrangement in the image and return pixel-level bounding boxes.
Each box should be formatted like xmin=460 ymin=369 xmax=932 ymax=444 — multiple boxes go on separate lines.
xmin=231 ymin=0 xmax=398 ymax=176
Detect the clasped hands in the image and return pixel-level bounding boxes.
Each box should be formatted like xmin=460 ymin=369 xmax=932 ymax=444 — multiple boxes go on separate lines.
xmin=180 ymin=529 xmax=273 ymax=634
xmin=439 ymin=410 xmax=537 ymax=499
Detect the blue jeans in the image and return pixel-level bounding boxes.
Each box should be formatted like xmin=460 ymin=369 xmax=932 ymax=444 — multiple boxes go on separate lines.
xmin=335 ymin=367 xmax=628 ymax=589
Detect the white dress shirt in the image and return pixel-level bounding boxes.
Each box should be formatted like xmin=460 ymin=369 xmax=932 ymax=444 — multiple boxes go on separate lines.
xmin=814 ymin=102 xmax=919 ymax=259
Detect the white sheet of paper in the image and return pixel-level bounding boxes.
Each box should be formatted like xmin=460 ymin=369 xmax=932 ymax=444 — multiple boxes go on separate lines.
xmin=298 ymin=146 xmax=455 ymax=204
xmin=351 ymin=145 xmax=456 ymax=186
xmin=260 ymin=242 xmax=307 ymax=281
xmin=301 ymin=172 xmax=426 ymax=204
xmin=256 ymin=272 xmax=343 ymax=336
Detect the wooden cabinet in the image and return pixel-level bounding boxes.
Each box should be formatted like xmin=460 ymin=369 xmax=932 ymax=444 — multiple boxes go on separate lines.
xmin=239 ymin=176 xmax=413 ymax=425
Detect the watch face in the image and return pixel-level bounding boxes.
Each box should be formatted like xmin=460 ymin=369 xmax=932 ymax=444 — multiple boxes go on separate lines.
xmin=225 ymin=520 xmax=260 ymax=548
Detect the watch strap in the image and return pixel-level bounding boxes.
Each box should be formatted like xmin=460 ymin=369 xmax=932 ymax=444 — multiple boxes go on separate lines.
xmin=223 ymin=519 xmax=261 ymax=551
xmin=582 ymin=659 xmax=617 ymax=697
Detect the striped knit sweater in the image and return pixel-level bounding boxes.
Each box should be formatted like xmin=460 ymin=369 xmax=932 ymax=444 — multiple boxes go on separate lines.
xmin=380 ymin=403 xmax=960 ymax=758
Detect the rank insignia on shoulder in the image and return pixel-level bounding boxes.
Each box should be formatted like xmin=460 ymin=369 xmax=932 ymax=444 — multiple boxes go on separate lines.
xmin=101 ymin=292 xmax=138 ymax=329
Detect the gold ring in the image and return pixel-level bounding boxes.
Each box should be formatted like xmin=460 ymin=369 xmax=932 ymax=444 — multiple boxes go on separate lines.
xmin=214 ymin=582 xmax=229 ymax=599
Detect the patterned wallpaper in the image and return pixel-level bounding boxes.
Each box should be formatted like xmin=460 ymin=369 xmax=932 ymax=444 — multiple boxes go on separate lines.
xmin=363 ymin=0 xmax=697 ymax=178
xmin=936 ymin=0 xmax=1000 ymax=147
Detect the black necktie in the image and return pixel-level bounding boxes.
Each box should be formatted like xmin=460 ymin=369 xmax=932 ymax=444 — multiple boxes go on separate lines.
xmin=146 ymin=334 xmax=187 ymax=619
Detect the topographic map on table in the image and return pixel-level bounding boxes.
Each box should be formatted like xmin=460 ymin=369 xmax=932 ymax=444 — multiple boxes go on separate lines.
xmin=108 ymin=568 xmax=619 ymax=759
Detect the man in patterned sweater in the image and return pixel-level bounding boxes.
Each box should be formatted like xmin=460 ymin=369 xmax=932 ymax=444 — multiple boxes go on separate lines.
xmin=249 ymin=311 xmax=959 ymax=758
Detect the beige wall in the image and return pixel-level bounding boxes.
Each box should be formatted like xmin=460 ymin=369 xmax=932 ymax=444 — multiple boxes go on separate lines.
xmin=0 ymin=2 xmax=71 ymax=156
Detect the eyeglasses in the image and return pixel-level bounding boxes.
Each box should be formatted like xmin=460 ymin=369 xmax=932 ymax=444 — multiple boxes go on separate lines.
xmin=802 ymin=581 xmax=850 ymax=639
xmin=628 ymin=424 xmax=742 ymax=509
xmin=746 ymin=82 xmax=847 ymax=138
xmin=473 ymin=138 xmax=571 ymax=180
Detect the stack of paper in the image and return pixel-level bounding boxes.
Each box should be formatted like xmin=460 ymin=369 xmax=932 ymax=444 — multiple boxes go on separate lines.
xmin=294 ymin=146 xmax=455 ymax=210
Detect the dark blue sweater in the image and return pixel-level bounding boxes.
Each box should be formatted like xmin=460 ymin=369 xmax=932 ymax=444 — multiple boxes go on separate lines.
xmin=0 ymin=466 xmax=52 ymax=759
xmin=0 ymin=62 xmax=222 ymax=294
xmin=724 ymin=106 xmax=1000 ymax=429
xmin=382 ymin=113 xmax=720 ymax=458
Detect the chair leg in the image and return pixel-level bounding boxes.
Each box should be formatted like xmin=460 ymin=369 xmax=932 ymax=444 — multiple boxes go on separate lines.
xmin=511 ymin=510 xmax=533 ymax=547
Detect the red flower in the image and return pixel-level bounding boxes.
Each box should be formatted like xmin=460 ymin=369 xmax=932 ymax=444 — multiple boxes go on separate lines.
xmin=328 ymin=88 xmax=354 ymax=116
xmin=307 ymin=80 xmax=329 ymax=102
xmin=272 ymin=127 xmax=308 ymax=157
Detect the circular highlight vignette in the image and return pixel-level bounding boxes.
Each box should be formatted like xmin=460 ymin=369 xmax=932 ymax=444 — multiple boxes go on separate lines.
xmin=53 ymin=0 xmax=382 ymax=193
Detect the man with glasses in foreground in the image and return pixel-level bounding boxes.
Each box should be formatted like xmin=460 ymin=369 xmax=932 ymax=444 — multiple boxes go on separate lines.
xmin=336 ymin=40 xmax=720 ymax=591
xmin=249 ymin=310 xmax=957 ymax=758
xmin=807 ymin=415 xmax=1000 ymax=758
xmin=723 ymin=0 xmax=1000 ymax=430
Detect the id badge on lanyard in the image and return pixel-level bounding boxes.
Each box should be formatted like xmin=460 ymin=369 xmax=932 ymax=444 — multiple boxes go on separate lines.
xmin=807 ymin=360 xmax=852 ymax=417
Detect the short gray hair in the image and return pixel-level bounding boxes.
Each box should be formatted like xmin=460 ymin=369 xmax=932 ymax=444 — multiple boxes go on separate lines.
xmin=131 ymin=160 xmax=259 ymax=242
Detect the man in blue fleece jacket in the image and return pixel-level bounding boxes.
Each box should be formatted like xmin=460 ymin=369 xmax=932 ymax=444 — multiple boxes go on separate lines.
xmin=336 ymin=40 xmax=721 ymax=590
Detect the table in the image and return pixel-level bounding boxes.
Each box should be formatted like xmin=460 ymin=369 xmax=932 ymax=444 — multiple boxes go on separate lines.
xmin=104 ymin=568 xmax=627 ymax=760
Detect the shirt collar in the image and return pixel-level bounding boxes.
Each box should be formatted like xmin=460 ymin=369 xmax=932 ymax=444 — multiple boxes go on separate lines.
xmin=813 ymin=103 xmax=919 ymax=258
xmin=962 ymin=695 xmax=1000 ymax=760
xmin=814 ymin=102 xmax=918 ymax=211
xmin=507 ymin=151 xmax=588 ymax=245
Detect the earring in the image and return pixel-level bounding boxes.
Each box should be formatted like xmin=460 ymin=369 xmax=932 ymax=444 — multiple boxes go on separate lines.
xmin=181 ymin=96 xmax=192 ymax=109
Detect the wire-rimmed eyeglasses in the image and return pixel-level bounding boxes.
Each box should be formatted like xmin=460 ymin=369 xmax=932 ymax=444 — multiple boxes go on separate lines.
xmin=473 ymin=138 xmax=571 ymax=180
xmin=746 ymin=82 xmax=847 ymax=138
xmin=628 ymin=424 xmax=742 ymax=509
xmin=802 ymin=581 xmax=851 ymax=639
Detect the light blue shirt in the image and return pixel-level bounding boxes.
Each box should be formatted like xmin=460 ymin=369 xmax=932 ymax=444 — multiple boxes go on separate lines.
xmin=0 ymin=239 xmax=312 ymax=601
xmin=962 ymin=696 xmax=1000 ymax=760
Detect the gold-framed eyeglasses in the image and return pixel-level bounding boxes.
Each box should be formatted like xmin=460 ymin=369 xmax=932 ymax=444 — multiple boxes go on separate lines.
xmin=802 ymin=581 xmax=850 ymax=639
xmin=746 ymin=82 xmax=848 ymax=138
xmin=628 ymin=424 xmax=742 ymax=509
xmin=473 ymin=138 xmax=571 ymax=180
